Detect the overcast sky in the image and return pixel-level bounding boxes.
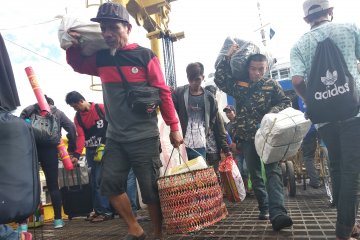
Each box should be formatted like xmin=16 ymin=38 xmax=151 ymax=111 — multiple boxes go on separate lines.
xmin=0 ymin=0 xmax=358 ymax=119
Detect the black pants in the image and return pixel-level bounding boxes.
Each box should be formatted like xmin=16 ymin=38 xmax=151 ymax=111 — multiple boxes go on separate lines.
xmin=37 ymin=145 xmax=62 ymax=220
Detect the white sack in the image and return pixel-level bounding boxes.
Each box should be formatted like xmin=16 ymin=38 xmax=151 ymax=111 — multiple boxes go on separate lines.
xmin=58 ymin=8 xmax=108 ymax=56
xmin=255 ymin=107 xmax=311 ymax=164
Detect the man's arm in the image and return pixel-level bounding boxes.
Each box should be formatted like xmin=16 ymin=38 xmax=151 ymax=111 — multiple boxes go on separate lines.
xmin=214 ymin=44 xmax=239 ymax=96
xmin=269 ymin=80 xmax=292 ymax=113
xmin=59 ymin=110 xmax=77 ymax=153
xmin=213 ymin=112 xmax=231 ymax=156
xmin=290 ymin=44 xmax=307 ymax=102
xmin=292 ymin=75 xmax=307 ymax=101
xmin=146 ymin=55 xmax=183 ymax=147
xmin=72 ymin=116 xmax=85 ymax=162
xmin=66 ymin=47 xmax=98 ymax=76
xmin=214 ymin=57 xmax=236 ymax=96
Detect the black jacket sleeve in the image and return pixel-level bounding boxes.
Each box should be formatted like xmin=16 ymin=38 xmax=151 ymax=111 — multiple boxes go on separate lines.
xmin=58 ymin=109 xmax=77 ymax=153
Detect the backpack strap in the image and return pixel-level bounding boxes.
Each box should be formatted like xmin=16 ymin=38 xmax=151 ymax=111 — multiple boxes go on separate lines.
xmin=75 ymin=111 xmax=85 ymax=130
xmin=95 ymin=104 xmax=105 ymax=120
xmin=76 ymin=104 xmax=105 ymax=130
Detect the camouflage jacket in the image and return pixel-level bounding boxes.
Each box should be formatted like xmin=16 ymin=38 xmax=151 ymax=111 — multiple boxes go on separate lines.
xmin=214 ymin=56 xmax=291 ymax=141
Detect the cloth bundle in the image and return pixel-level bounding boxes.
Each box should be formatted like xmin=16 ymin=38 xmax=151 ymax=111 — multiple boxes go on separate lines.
xmin=255 ymin=107 xmax=312 ymax=164
xmin=58 ymin=8 xmax=108 ymax=56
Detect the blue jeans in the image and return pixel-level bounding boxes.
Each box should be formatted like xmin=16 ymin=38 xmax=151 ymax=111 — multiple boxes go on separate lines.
xmin=235 ymin=152 xmax=248 ymax=180
xmin=126 ymin=168 xmax=138 ymax=214
xmin=302 ymin=132 xmax=320 ymax=187
xmin=0 ymin=224 xmax=19 ymax=240
xmin=186 ymin=147 xmax=206 ymax=160
xmin=318 ymin=117 xmax=360 ymax=239
xmin=241 ymin=141 xmax=287 ymax=221
xmin=87 ymin=148 xmax=113 ymax=216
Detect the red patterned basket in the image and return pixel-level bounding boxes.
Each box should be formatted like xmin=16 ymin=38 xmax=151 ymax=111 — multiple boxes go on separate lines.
xmin=157 ymin=166 xmax=228 ymax=234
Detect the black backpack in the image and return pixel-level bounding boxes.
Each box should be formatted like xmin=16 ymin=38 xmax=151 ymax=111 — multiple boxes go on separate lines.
xmin=305 ymin=37 xmax=359 ymax=123
xmin=30 ymin=105 xmax=61 ymax=145
xmin=0 ymin=110 xmax=40 ymax=224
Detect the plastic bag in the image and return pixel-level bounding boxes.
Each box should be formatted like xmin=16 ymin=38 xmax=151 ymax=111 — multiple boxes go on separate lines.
xmin=93 ymin=144 xmax=105 ymax=162
xmin=158 ymin=113 xmax=187 ymax=175
xmin=58 ymin=8 xmax=108 ymax=56
xmin=219 ymin=155 xmax=246 ymax=202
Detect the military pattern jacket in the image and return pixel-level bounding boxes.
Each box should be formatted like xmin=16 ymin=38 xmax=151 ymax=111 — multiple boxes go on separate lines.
xmin=214 ymin=57 xmax=291 ymax=141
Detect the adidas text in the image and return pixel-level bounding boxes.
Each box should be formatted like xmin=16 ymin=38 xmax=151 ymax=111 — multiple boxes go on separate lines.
xmin=314 ymin=83 xmax=349 ymax=100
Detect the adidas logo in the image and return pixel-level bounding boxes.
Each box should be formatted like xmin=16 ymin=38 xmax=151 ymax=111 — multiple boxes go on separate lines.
xmin=314 ymin=70 xmax=350 ymax=100
xmin=321 ymin=70 xmax=338 ymax=86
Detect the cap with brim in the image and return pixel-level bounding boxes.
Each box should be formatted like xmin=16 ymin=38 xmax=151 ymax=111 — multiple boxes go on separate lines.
xmin=303 ymin=0 xmax=332 ymax=18
xmin=223 ymin=105 xmax=235 ymax=112
xmin=90 ymin=2 xmax=130 ymax=23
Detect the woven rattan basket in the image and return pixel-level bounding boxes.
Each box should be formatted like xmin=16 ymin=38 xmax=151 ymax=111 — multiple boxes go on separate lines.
xmin=157 ymin=166 xmax=228 ymax=234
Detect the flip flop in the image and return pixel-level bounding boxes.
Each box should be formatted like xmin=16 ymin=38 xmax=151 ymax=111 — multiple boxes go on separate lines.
xmin=90 ymin=214 xmax=113 ymax=223
xmin=85 ymin=213 xmax=98 ymax=221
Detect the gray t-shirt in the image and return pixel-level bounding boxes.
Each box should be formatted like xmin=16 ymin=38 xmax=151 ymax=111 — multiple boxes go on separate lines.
xmin=184 ymin=93 xmax=206 ymax=148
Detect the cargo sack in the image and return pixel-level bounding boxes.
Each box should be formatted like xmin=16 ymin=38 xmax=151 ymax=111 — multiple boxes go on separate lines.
xmin=0 ymin=110 xmax=40 ymax=224
xmin=306 ymin=37 xmax=359 ymax=123
xmin=158 ymin=148 xmax=227 ymax=234
xmin=215 ymin=37 xmax=274 ymax=80
xmin=219 ymin=155 xmax=246 ymax=202
xmin=30 ymin=111 xmax=61 ymax=146
xmin=58 ymin=8 xmax=108 ymax=56
xmin=255 ymin=107 xmax=311 ymax=164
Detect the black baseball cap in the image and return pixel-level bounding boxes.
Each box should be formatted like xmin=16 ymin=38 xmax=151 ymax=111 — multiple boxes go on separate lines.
xmin=90 ymin=2 xmax=130 ymax=23
xmin=223 ymin=105 xmax=235 ymax=112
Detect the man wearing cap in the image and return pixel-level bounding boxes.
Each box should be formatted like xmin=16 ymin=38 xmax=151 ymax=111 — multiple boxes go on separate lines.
xmin=66 ymin=2 xmax=183 ymax=240
xmin=290 ymin=1 xmax=360 ymax=239
xmin=215 ymin=53 xmax=292 ymax=231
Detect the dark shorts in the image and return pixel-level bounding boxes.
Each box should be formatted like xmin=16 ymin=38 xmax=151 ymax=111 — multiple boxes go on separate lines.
xmin=100 ymin=137 xmax=161 ymax=204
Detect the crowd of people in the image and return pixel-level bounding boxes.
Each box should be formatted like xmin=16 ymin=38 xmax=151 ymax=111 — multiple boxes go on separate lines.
xmin=1 ymin=0 xmax=360 ymax=240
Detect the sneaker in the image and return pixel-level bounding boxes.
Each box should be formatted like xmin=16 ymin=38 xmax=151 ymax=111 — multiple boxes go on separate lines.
xmin=54 ymin=219 xmax=65 ymax=229
xmin=271 ymin=215 xmax=293 ymax=231
xmin=258 ymin=212 xmax=269 ymax=220
xmin=17 ymin=223 xmax=28 ymax=233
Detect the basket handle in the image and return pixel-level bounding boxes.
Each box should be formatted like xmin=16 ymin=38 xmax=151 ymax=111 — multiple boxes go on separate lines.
xmin=162 ymin=145 xmax=208 ymax=177
xmin=163 ymin=146 xmax=196 ymax=177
